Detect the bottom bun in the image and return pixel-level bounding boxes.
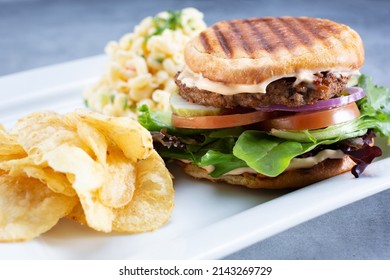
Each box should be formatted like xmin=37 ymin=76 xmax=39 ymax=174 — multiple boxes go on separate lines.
xmin=177 ymin=156 xmax=355 ymax=189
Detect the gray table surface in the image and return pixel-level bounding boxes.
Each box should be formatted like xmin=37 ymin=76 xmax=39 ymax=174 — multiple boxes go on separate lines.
xmin=1 ymin=0 xmax=389 ymax=259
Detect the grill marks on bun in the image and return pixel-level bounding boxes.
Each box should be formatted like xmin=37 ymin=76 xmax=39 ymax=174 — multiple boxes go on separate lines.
xmin=186 ymin=17 xmax=364 ymax=85
xmin=227 ymin=20 xmax=254 ymax=57
xmin=197 ymin=17 xmax=350 ymax=58
xmin=278 ymin=18 xmax=314 ymax=49
xmin=212 ymin=24 xmax=232 ymax=58
xmin=199 ymin=32 xmax=212 ymax=53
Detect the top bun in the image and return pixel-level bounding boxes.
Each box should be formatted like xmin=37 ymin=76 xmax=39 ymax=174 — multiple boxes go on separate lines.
xmin=184 ymin=17 xmax=364 ymax=84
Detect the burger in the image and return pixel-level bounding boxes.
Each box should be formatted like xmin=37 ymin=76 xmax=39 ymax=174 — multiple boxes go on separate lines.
xmin=139 ymin=16 xmax=390 ymax=189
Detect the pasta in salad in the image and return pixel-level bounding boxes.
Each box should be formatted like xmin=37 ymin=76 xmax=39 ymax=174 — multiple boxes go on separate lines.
xmin=83 ymin=8 xmax=207 ymax=118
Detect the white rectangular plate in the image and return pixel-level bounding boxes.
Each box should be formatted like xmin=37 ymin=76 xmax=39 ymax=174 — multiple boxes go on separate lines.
xmin=0 ymin=56 xmax=389 ymax=260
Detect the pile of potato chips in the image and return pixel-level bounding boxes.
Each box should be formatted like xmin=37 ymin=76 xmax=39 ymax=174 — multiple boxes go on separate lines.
xmin=0 ymin=110 xmax=174 ymax=242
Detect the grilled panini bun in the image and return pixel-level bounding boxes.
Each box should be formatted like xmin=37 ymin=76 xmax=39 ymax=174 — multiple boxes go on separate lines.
xmin=184 ymin=17 xmax=364 ymax=85
xmin=177 ymin=156 xmax=355 ymax=189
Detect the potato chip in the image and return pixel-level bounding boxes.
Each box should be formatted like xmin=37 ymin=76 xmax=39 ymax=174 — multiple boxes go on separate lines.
xmin=0 ymin=157 xmax=75 ymax=197
xmin=66 ymin=202 xmax=86 ymax=225
xmin=44 ymin=144 xmax=113 ymax=232
xmin=0 ymin=128 xmax=26 ymax=161
xmin=77 ymin=191 xmax=114 ymax=233
xmin=44 ymin=145 xmax=105 ymax=192
xmin=11 ymin=111 xmax=92 ymax=165
xmin=70 ymin=110 xmax=153 ymax=162
xmin=1 ymin=109 xmax=174 ymax=239
xmin=67 ymin=116 xmax=108 ymax=164
xmin=100 ymin=147 xmax=135 ymax=208
xmin=113 ymin=150 xmax=174 ymax=233
xmin=22 ymin=166 xmax=76 ymax=197
xmin=0 ymin=174 xmax=77 ymax=242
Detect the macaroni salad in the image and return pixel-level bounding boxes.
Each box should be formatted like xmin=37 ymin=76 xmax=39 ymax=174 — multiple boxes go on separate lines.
xmin=83 ymin=8 xmax=207 ymax=118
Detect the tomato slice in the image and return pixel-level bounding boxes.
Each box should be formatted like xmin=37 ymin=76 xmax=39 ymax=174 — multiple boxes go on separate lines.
xmin=172 ymin=110 xmax=275 ymax=129
xmin=258 ymin=102 xmax=361 ymax=131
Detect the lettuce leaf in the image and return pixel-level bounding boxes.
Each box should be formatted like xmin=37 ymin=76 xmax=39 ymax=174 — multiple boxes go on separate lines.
xmin=358 ymin=75 xmax=390 ymax=114
xmin=199 ymin=151 xmax=248 ymax=177
xmin=268 ymin=119 xmax=367 ymax=143
xmin=357 ymin=75 xmax=390 ymax=140
xmin=138 ymin=104 xmax=173 ymax=132
xmin=233 ymin=131 xmax=337 ymax=177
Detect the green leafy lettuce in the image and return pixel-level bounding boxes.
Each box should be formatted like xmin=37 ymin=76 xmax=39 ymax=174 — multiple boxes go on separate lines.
xmin=233 ymin=131 xmax=337 ymax=177
xmin=139 ymin=75 xmax=390 ymax=177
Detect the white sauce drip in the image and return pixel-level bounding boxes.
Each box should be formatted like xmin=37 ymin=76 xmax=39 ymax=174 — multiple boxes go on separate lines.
xmin=178 ymin=67 xmax=360 ymax=95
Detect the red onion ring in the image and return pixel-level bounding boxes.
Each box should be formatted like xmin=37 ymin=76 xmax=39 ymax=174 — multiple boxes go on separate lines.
xmin=256 ymin=87 xmax=365 ymax=112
